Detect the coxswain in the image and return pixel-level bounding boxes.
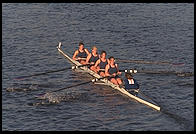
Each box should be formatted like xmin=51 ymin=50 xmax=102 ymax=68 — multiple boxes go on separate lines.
xmin=105 ymin=56 xmax=122 ymax=85
xmin=72 ymin=42 xmax=90 ymax=64
xmin=94 ymin=50 xmax=108 ymax=76
xmin=124 ymin=72 xmax=140 ymax=94
xmin=85 ymin=46 xmax=99 ymax=72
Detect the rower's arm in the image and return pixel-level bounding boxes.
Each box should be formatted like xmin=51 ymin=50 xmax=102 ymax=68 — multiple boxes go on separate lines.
xmin=94 ymin=59 xmax=100 ymax=68
xmin=85 ymin=49 xmax=90 ymax=55
xmin=85 ymin=53 xmax=91 ymax=64
xmin=105 ymin=64 xmax=110 ymax=76
xmin=134 ymin=79 xmax=140 ymax=89
xmin=121 ymin=79 xmax=126 ymax=88
xmin=72 ymin=50 xmax=79 ymax=60
xmin=116 ymin=64 xmax=122 ymax=75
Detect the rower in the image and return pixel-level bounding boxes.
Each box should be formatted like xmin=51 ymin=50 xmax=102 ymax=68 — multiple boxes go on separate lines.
xmin=85 ymin=46 xmax=99 ymax=72
xmin=124 ymin=72 xmax=140 ymax=95
xmin=105 ymin=56 xmax=122 ymax=85
xmin=72 ymin=42 xmax=90 ymax=64
xmin=94 ymin=50 xmax=108 ymax=77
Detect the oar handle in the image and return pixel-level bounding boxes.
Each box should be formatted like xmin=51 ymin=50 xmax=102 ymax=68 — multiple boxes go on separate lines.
xmin=76 ymin=58 xmax=86 ymax=61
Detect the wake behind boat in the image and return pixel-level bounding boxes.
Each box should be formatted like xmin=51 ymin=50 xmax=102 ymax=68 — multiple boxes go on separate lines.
xmin=57 ymin=42 xmax=160 ymax=111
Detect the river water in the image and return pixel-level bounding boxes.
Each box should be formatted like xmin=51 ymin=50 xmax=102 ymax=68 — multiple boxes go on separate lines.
xmin=2 ymin=3 xmax=194 ymax=131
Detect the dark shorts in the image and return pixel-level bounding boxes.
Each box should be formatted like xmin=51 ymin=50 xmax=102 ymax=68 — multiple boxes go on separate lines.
xmin=108 ymin=75 xmax=121 ymax=80
xmin=87 ymin=64 xmax=91 ymax=68
xmin=87 ymin=63 xmax=95 ymax=69
xmin=98 ymin=70 xmax=105 ymax=74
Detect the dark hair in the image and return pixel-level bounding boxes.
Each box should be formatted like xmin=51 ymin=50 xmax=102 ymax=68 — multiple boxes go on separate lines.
xmin=125 ymin=73 xmax=133 ymax=79
xmin=109 ymin=56 xmax=114 ymax=60
xmin=79 ymin=42 xmax=84 ymax=46
xmin=101 ymin=50 xmax=107 ymax=55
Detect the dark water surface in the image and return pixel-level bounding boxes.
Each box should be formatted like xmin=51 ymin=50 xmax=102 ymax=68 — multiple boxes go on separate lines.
xmin=2 ymin=3 xmax=194 ymax=131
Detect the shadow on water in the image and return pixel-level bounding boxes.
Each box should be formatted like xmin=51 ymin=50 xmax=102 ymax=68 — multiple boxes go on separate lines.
xmin=139 ymin=91 xmax=193 ymax=131
xmin=160 ymin=108 xmax=194 ymax=131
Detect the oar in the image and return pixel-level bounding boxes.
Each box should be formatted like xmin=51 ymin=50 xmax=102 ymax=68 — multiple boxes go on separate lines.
xmin=36 ymin=76 xmax=110 ymax=99
xmin=14 ymin=64 xmax=90 ymax=80
xmin=116 ymin=58 xmax=184 ymax=66
xmin=137 ymin=69 xmax=194 ymax=77
xmin=119 ymin=69 xmax=194 ymax=77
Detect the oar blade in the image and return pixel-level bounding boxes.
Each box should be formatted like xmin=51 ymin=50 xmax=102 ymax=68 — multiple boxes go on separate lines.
xmin=172 ymin=63 xmax=185 ymax=66
xmin=14 ymin=76 xmax=27 ymax=80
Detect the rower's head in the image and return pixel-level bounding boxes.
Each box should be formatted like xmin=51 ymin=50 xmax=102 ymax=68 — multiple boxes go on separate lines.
xmin=92 ymin=46 xmax=97 ymax=53
xmin=100 ymin=50 xmax=107 ymax=58
xmin=109 ymin=56 xmax=115 ymax=65
xmin=125 ymin=73 xmax=133 ymax=79
xmin=79 ymin=42 xmax=84 ymax=50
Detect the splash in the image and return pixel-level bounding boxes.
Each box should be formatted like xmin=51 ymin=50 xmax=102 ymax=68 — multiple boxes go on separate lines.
xmin=6 ymin=84 xmax=38 ymax=92
xmin=33 ymin=92 xmax=82 ymax=106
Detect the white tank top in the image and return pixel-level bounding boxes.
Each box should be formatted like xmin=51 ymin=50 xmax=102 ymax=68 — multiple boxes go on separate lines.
xmin=128 ymin=79 xmax=134 ymax=84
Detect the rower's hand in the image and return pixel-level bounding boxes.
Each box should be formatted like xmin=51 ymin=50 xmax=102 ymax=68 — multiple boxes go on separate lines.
xmin=134 ymin=89 xmax=139 ymax=93
xmin=112 ymin=73 xmax=116 ymax=77
xmin=78 ymin=57 xmax=83 ymax=60
xmin=90 ymin=62 xmax=95 ymax=65
xmin=118 ymin=72 xmax=122 ymax=75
